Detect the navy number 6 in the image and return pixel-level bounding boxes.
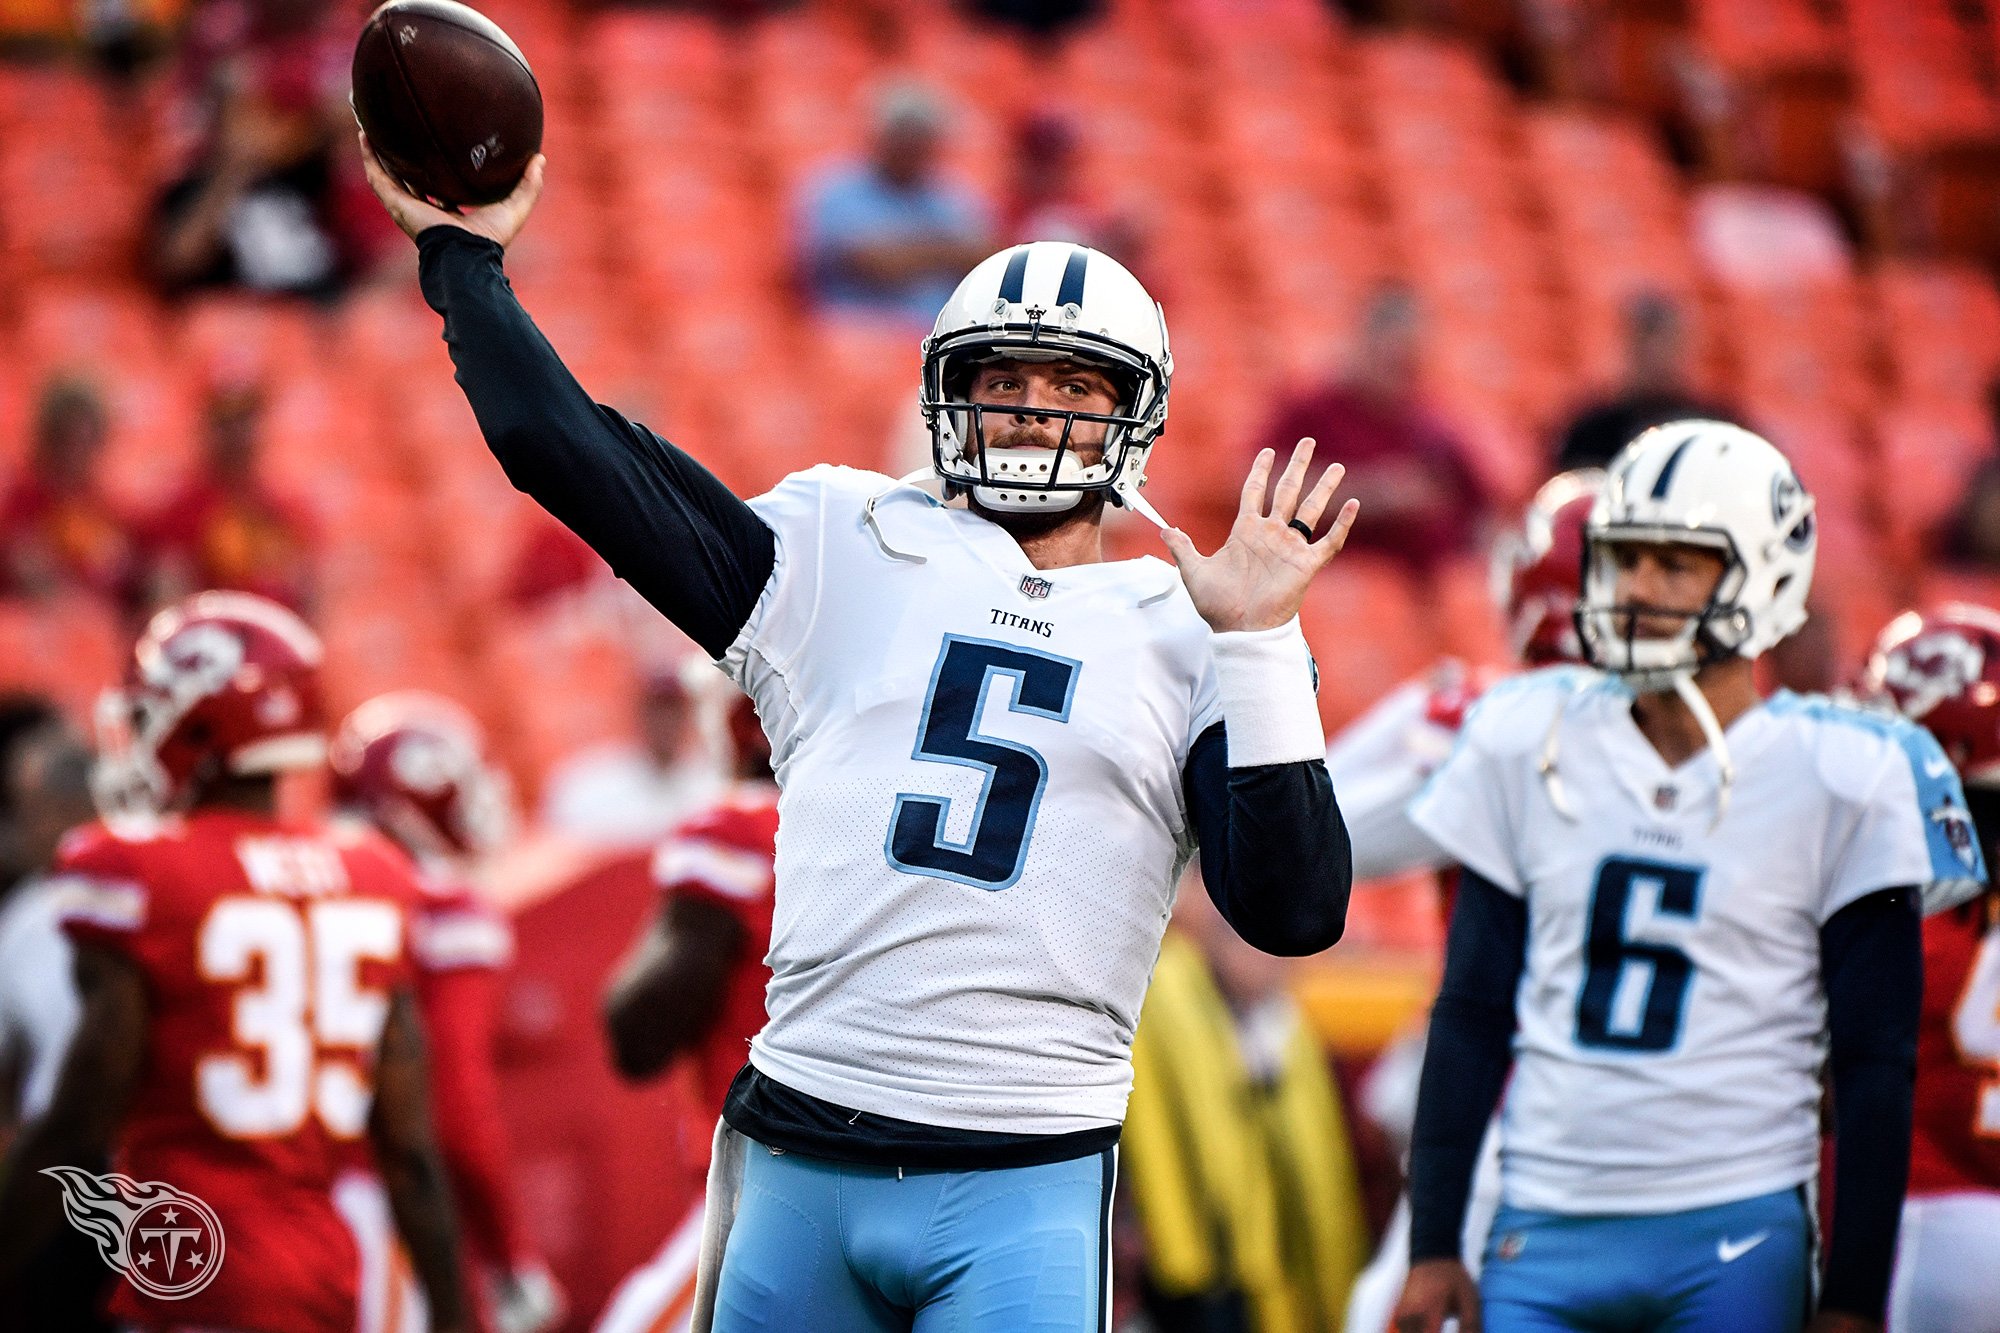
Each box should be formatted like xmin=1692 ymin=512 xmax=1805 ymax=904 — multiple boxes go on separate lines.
xmin=1574 ymin=856 xmax=1705 ymax=1052
xmin=887 ymin=635 xmax=1081 ymax=891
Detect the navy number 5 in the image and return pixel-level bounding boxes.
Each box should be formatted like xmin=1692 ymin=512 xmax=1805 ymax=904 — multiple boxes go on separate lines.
xmin=887 ymin=635 xmax=1081 ymax=891
xmin=1574 ymin=856 xmax=1705 ymax=1052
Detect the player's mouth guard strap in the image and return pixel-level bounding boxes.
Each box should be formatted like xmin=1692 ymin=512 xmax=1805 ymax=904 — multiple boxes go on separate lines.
xmin=1212 ymin=618 xmax=1324 ymax=767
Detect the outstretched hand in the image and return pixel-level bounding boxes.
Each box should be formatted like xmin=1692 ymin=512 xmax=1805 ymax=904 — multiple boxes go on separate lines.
xmin=358 ymin=133 xmax=544 ymax=249
xmin=1161 ymin=438 xmax=1359 ymax=633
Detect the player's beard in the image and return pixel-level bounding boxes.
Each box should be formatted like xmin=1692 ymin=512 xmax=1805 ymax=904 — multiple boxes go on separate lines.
xmin=964 ymin=423 xmax=1109 ymax=535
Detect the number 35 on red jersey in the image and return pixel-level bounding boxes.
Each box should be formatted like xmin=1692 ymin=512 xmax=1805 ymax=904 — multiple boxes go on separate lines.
xmin=49 ymin=810 xmax=425 ymax=1331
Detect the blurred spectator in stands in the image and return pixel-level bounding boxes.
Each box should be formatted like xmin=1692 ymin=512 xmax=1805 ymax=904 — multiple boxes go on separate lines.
xmin=0 ymin=378 xmax=139 ymax=609
xmin=143 ymin=373 xmax=317 ymax=614
xmin=539 ymin=665 xmax=722 ymax=848
xmin=1123 ymin=882 xmax=1368 ymax=1332
xmin=1552 ymin=292 xmax=1736 ymax=472
xmin=797 ymin=83 xmax=992 ymax=327
xmin=1251 ymin=283 xmax=1491 ymax=577
xmin=1936 ymin=381 xmax=2000 ymax=571
xmin=961 ymin=0 xmax=1105 ymax=40
xmin=0 ymin=700 xmax=112 ymax=1330
xmin=997 ymin=111 xmax=1144 ymax=271
xmin=151 ymin=0 xmax=395 ymax=299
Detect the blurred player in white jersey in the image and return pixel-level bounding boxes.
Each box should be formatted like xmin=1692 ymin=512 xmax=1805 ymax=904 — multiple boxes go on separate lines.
xmin=1393 ymin=422 xmax=1985 ymax=1333
xmin=1338 ymin=468 xmax=1603 ymax=1333
xmin=365 ymin=149 xmax=1359 ymax=1333
xmin=1859 ymin=607 xmax=2000 ymax=1333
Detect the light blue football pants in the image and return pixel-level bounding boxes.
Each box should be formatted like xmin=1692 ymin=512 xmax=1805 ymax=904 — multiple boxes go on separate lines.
xmin=710 ymin=1143 xmax=1116 ymax=1333
xmin=1479 ymin=1186 xmax=1814 ymax=1333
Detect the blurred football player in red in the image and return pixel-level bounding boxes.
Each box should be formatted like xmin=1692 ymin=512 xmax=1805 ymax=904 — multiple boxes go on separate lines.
xmin=0 ymin=591 xmax=469 ymax=1333
xmin=1861 ymin=605 xmax=2000 ymax=1333
xmin=330 ymin=691 xmax=562 ymax=1333
xmin=1334 ymin=468 xmax=1602 ymax=1333
xmin=594 ymin=691 xmax=776 ymax=1333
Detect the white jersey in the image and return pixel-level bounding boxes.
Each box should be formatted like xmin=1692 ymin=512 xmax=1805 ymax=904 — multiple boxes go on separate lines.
xmin=0 ymin=876 xmax=80 ymax=1121
xmin=1409 ymin=668 xmax=1985 ymax=1216
xmin=1324 ymin=661 xmax=1485 ymax=881
xmin=719 ymin=467 xmax=1223 ymax=1134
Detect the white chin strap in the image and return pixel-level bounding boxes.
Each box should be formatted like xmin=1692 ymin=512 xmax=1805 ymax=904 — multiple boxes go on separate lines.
xmin=1537 ymin=669 xmax=1736 ymax=830
xmin=1671 ymin=670 xmax=1736 ymax=829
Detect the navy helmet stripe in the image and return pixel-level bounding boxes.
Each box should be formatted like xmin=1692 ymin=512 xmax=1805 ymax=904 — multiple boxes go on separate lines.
xmin=997 ymin=247 xmax=1031 ymax=304
xmin=1056 ymin=247 xmax=1089 ymax=307
xmin=1650 ymin=433 xmax=1699 ymax=499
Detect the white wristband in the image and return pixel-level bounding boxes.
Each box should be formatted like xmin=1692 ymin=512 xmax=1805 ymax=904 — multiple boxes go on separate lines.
xmin=1211 ymin=617 xmax=1324 ymax=767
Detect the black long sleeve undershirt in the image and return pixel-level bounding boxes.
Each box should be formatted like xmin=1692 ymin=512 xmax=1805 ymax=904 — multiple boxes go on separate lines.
xmin=1406 ymin=872 xmax=1922 ymax=1322
xmin=415 ymin=225 xmax=1349 ymax=962
xmin=1183 ymin=723 xmax=1350 ymax=956
xmin=1408 ymin=869 xmax=1525 ymax=1264
xmin=1819 ymin=884 xmax=1923 ymax=1321
xmin=416 ymin=227 xmax=771 ymax=658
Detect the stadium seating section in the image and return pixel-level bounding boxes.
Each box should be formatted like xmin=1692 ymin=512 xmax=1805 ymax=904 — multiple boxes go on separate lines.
xmin=3 ymin=0 xmax=2000 ymax=922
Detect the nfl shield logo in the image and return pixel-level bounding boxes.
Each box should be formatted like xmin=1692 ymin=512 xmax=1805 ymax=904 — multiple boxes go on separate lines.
xmin=1496 ymin=1232 xmax=1526 ymax=1262
xmin=1019 ymin=576 xmax=1053 ymax=600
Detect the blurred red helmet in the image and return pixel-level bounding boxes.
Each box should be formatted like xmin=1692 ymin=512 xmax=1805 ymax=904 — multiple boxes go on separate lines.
xmin=96 ymin=590 xmax=326 ymax=815
xmin=1491 ymin=468 xmax=1607 ymax=667
xmin=329 ymin=691 xmax=514 ymax=861
xmin=1861 ymin=604 xmax=2000 ymax=787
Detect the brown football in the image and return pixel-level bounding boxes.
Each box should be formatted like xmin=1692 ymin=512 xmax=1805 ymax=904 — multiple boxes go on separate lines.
xmin=351 ymin=0 xmax=543 ymax=208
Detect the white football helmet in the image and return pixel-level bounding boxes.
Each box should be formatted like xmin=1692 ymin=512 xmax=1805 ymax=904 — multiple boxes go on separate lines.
xmin=921 ymin=242 xmax=1171 ymax=517
xmin=1577 ymin=420 xmax=1816 ymax=692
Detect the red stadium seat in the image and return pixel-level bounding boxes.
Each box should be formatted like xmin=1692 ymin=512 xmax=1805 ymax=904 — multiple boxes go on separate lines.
xmin=1871 ymin=261 xmax=2000 ymax=408
xmin=0 ymin=597 xmax=123 ymax=724
xmin=482 ymin=604 xmax=643 ymax=800
xmin=1435 ymin=553 xmax=1510 ymax=668
xmin=1872 ymin=402 xmax=1992 ymax=558
xmin=16 ymin=284 xmax=167 ymax=377
xmin=319 ymin=581 xmax=477 ymax=718
xmin=1298 ymin=556 xmax=1436 ymax=733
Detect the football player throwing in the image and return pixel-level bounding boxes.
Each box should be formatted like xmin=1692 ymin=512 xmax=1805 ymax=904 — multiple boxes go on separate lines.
xmin=363 ymin=146 xmax=1356 ymax=1333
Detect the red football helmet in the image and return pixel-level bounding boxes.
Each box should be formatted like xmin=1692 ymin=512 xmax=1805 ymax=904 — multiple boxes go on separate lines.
xmin=1491 ymin=468 xmax=1607 ymax=666
xmin=1861 ymin=604 xmax=2000 ymax=787
xmin=329 ymin=691 xmax=514 ymax=862
xmin=95 ymin=590 xmax=327 ymax=815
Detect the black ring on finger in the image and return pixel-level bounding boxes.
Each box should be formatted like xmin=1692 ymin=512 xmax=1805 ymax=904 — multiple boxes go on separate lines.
xmin=1287 ymin=518 xmax=1314 ymax=541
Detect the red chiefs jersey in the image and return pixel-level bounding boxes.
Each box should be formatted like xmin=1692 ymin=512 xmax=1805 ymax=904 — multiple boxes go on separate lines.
xmin=650 ymin=783 xmax=779 ymax=1116
xmin=55 ymin=810 xmax=424 ymax=1333
xmin=1909 ymin=897 xmax=2000 ymax=1196
xmin=409 ymin=873 xmax=533 ymax=1275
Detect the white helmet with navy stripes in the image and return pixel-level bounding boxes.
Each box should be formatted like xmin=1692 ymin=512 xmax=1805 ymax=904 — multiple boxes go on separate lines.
xmin=1578 ymin=420 xmax=1817 ymax=689
xmin=921 ymin=242 xmax=1171 ymax=517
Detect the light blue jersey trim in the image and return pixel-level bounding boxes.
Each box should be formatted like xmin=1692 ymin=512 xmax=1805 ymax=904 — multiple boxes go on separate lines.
xmin=1765 ymin=691 xmax=1989 ymax=888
